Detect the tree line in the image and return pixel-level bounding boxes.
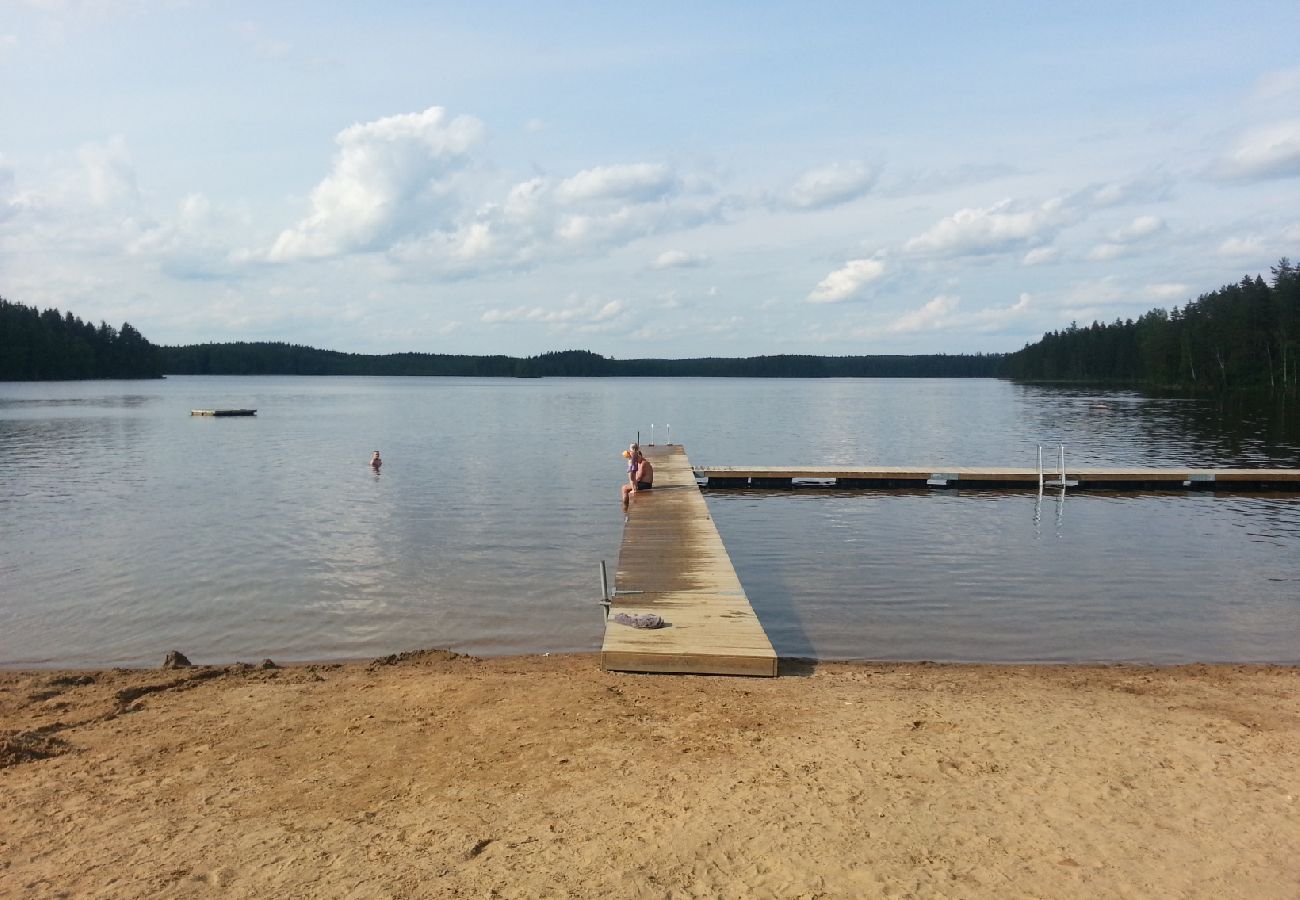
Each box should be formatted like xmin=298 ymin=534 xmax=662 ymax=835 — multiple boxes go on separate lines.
xmin=161 ymin=344 xmax=1006 ymax=378
xmin=9 ymin=259 xmax=1297 ymax=388
xmin=1007 ymin=259 xmax=1300 ymax=393
xmin=0 ymin=297 xmax=165 ymax=380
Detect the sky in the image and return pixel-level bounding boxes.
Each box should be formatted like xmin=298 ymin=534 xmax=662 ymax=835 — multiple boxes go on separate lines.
xmin=2 ymin=2 xmax=1299 ymax=358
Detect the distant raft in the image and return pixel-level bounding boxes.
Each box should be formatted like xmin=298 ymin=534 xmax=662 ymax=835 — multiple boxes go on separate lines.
xmin=190 ymin=409 xmax=257 ymax=416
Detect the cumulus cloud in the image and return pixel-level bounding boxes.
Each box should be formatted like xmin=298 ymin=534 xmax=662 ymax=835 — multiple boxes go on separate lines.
xmin=650 ymin=249 xmax=708 ymax=270
xmin=1212 ymin=121 xmax=1300 ymax=181
xmin=1022 ymin=247 xmax=1058 ymax=266
xmin=782 ymin=160 xmax=878 ymax=210
xmin=266 ymin=106 xmax=485 ymax=261
xmin=481 ymin=295 xmax=628 ymax=331
xmin=903 ymin=197 xmax=1071 ymax=258
xmin=390 ymin=159 xmax=721 ymax=277
xmin=554 ymin=163 xmax=676 ymax=205
xmin=886 ymin=295 xmax=960 ymax=333
xmin=1085 ymin=215 xmax=1165 ymax=262
xmin=807 ymin=258 xmax=885 ymax=303
xmin=1111 ymin=215 xmax=1164 ymax=242
xmin=1216 ymin=236 xmax=1266 ymax=257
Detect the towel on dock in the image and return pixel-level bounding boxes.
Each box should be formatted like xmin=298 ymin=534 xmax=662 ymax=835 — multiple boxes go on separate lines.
xmin=612 ymin=612 xmax=669 ymax=629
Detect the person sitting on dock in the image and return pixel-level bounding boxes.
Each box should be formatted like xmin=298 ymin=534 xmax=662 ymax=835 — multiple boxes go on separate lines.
xmin=370 ymin=450 xmax=382 ymax=470
xmin=621 ymin=447 xmax=653 ymax=503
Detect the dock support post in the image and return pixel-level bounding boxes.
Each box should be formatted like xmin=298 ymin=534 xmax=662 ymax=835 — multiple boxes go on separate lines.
xmin=598 ymin=561 xmax=611 ymax=617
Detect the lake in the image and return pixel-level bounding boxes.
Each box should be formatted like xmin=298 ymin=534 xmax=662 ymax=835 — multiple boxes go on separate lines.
xmin=1 ymin=376 xmax=1297 ymax=668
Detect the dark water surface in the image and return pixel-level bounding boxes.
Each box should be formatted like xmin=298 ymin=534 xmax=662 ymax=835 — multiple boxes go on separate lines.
xmin=1 ymin=376 xmax=1297 ymax=667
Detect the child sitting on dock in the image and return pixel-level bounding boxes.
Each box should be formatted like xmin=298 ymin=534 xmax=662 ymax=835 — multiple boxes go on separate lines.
xmin=621 ymin=446 xmax=653 ymax=504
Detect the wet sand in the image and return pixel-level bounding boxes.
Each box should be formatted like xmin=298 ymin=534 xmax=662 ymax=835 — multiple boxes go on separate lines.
xmin=2 ymin=652 xmax=1297 ymax=898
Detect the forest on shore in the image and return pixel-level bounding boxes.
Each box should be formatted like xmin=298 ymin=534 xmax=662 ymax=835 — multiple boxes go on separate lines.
xmin=2 ymin=259 xmax=1296 ymax=390
xmin=0 ymin=298 xmax=165 ymax=380
xmin=160 ymin=343 xmax=1002 ymax=378
xmin=1006 ymin=259 xmax=1299 ymax=393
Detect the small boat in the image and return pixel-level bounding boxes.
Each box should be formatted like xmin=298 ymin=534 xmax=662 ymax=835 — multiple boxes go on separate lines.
xmin=190 ymin=409 xmax=257 ymax=417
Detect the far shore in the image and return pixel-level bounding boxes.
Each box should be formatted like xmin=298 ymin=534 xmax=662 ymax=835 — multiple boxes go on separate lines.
xmin=2 ymin=652 xmax=1297 ymax=898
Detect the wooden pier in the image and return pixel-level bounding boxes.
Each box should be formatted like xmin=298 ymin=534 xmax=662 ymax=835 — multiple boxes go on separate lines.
xmin=695 ymin=465 xmax=1300 ymax=491
xmin=602 ymin=445 xmax=777 ymax=677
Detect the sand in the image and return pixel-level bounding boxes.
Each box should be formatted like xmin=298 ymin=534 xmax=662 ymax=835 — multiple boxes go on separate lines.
xmin=1 ymin=652 xmax=1297 ymax=899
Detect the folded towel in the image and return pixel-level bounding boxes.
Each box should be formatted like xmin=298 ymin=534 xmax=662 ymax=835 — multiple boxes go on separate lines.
xmin=612 ymin=612 xmax=669 ymax=629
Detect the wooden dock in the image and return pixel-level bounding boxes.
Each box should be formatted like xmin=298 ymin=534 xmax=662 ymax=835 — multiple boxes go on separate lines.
xmin=602 ymin=445 xmax=778 ymax=677
xmin=695 ymin=465 xmax=1300 ymax=491
xmin=190 ymin=409 xmax=257 ymax=417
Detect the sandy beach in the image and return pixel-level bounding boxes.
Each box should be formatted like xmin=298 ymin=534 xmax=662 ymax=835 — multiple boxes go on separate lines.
xmin=2 ymin=652 xmax=1297 ymax=898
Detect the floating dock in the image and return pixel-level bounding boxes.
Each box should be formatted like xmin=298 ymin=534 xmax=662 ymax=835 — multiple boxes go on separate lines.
xmin=602 ymin=445 xmax=777 ymax=677
xmin=190 ymin=409 xmax=257 ymax=417
xmin=694 ymin=465 xmax=1300 ymax=491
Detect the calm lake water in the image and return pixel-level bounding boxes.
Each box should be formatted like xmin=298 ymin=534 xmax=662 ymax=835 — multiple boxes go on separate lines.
xmin=1 ymin=376 xmax=1297 ymax=668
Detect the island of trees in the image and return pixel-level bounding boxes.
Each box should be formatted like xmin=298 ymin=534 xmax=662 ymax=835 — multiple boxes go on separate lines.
xmin=160 ymin=344 xmax=1003 ymax=378
xmin=0 ymin=298 xmax=165 ymax=380
xmin=1006 ymin=259 xmax=1299 ymax=394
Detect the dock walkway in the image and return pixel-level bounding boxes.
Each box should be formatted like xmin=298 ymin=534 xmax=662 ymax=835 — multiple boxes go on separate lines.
xmin=695 ymin=465 xmax=1300 ymax=490
xmin=601 ymin=445 xmax=777 ymax=677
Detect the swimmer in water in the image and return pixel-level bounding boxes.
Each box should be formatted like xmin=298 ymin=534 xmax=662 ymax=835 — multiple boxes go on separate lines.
xmin=370 ymin=450 xmax=382 ymax=470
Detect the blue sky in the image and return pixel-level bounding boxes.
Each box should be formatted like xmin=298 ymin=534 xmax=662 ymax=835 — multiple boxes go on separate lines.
xmin=2 ymin=2 xmax=1298 ymax=356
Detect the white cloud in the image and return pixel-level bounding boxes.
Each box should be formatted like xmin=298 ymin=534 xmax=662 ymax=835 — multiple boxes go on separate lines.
xmin=481 ymin=295 xmax=628 ymax=329
xmin=554 ymin=163 xmax=676 ymax=205
xmin=266 ymin=106 xmax=485 ymax=261
xmin=807 ymin=258 xmax=885 ymax=303
xmin=965 ymin=293 xmax=1034 ymax=333
xmin=1212 ymin=121 xmax=1300 ymax=181
xmin=0 ymin=34 xmax=17 ymax=62
xmin=1284 ymin=223 xmax=1300 ymax=243
xmin=1111 ymin=215 xmax=1164 ymax=242
xmin=650 ymin=249 xmax=708 ymax=270
xmin=782 ymin=160 xmax=877 ymax=210
xmin=1022 ymin=247 xmax=1058 ymax=266
xmin=1086 ymin=243 xmax=1131 ymax=262
xmin=886 ymin=295 xmax=960 ymax=334
xmin=77 ymin=135 xmax=138 ymax=208
xmin=387 ymin=162 xmax=722 ymax=279
xmin=903 ymin=197 xmax=1070 ymax=258
xmin=1216 ymin=236 xmax=1266 ymax=257
xmin=1145 ymin=283 xmax=1191 ymax=301
xmin=864 ymin=292 xmax=1032 ymax=339
xmin=1076 ymin=173 xmax=1173 ymax=209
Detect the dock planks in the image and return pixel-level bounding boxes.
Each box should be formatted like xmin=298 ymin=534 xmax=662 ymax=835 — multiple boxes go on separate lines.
xmin=695 ymin=465 xmax=1300 ymax=490
xmin=602 ymin=445 xmax=777 ymax=677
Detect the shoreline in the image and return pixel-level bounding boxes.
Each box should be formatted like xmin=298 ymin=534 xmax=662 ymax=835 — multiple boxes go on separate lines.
xmin=10 ymin=652 xmax=1300 ymax=676
xmin=3 ymin=652 xmax=1297 ymax=897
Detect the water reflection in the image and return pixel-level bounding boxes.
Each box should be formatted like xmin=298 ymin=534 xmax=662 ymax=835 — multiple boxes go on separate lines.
xmin=1 ymin=375 xmax=1297 ymax=667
